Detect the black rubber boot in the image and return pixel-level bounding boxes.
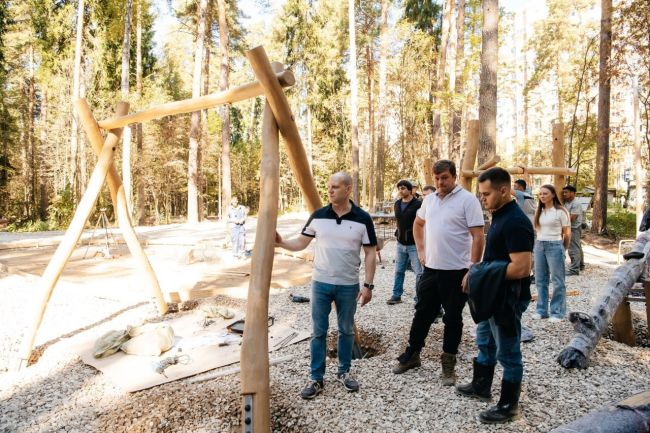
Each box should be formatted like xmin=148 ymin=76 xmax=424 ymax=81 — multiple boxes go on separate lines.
xmin=478 ymin=379 xmax=522 ymax=424
xmin=456 ymin=358 xmax=495 ymax=401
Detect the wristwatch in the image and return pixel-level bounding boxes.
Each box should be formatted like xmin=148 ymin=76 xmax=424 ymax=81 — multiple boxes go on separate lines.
xmin=363 ymin=283 xmax=374 ymax=290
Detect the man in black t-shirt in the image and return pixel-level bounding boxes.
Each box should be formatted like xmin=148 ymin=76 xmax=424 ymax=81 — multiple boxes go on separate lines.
xmin=456 ymin=167 xmax=534 ymax=424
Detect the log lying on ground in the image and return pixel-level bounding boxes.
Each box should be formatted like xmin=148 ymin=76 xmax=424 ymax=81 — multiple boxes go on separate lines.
xmin=549 ymin=389 xmax=650 ymax=433
xmin=556 ymin=231 xmax=650 ymax=369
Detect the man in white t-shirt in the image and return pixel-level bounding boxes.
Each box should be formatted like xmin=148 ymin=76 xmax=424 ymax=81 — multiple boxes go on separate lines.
xmin=392 ymin=160 xmax=485 ymax=386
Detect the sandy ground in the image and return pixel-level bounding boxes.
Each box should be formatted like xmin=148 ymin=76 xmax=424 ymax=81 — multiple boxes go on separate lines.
xmin=0 ymin=222 xmax=649 ymax=433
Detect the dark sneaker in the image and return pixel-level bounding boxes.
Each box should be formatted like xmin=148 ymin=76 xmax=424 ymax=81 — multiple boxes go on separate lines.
xmin=393 ymin=349 xmax=421 ymax=374
xmin=386 ymin=296 xmax=402 ymax=305
xmin=336 ymin=372 xmax=359 ymax=392
xmin=300 ymin=380 xmax=324 ymax=400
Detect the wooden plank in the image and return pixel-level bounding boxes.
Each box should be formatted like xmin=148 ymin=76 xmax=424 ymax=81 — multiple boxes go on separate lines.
xmin=644 ymin=280 xmax=650 ymax=323
xmin=460 ymin=120 xmax=479 ymax=190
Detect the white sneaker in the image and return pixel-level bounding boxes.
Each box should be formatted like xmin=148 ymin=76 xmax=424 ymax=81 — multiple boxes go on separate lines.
xmin=531 ymin=313 xmax=544 ymax=320
xmin=548 ymin=316 xmax=564 ymax=323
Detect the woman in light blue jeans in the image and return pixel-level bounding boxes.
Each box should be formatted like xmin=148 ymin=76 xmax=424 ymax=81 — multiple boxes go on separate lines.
xmin=533 ymin=185 xmax=571 ymax=322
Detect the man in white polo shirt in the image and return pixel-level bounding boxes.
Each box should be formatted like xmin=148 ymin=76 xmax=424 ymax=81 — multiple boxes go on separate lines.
xmin=276 ymin=172 xmax=377 ymax=400
xmin=393 ymin=160 xmax=484 ymax=386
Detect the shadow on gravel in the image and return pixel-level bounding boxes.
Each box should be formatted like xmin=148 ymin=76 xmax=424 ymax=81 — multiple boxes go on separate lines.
xmin=27 ymin=301 xmax=148 ymax=366
xmin=327 ymin=327 xmax=386 ymax=359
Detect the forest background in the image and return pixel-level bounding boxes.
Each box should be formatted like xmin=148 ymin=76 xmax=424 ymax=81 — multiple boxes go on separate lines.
xmin=0 ymin=0 xmax=648 ymax=237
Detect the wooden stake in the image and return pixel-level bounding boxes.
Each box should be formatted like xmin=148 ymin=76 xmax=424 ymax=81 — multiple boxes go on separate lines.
xmin=76 ymin=99 xmax=168 ymax=316
xmin=460 ymin=120 xmax=479 ymax=191
xmin=97 ymin=70 xmax=295 ymax=130
xmin=240 ymin=100 xmax=279 ymax=433
xmin=552 ymin=122 xmax=566 ymax=196
xmin=611 ymin=301 xmax=635 ymax=347
xmin=14 ymin=103 xmax=129 ymax=371
xmin=424 ymin=158 xmax=433 ymax=186
xmin=246 ymin=46 xmax=322 ymax=213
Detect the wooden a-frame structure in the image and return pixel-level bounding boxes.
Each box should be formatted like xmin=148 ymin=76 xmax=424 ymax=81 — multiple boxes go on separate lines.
xmin=15 ymin=46 xmax=320 ymax=433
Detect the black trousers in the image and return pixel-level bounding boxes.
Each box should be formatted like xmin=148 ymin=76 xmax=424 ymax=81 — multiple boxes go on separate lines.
xmin=408 ymin=267 xmax=468 ymax=355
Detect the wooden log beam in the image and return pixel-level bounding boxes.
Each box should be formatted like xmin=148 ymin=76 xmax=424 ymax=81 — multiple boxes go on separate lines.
xmin=246 ymin=46 xmax=322 ymax=213
xmin=549 ymin=390 xmax=650 ymax=433
xmin=239 ymin=101 xmax=279 ymax=433
xmin=552 ymin=122 xmax=566 ymax=196
xmin=476 ymin=154 xmax=500 ymax=171
xmin=97 ymin=69 xmax=296 ymax=130
xmin=461 ymin=166 xmax=577 ymax=178
xmin=13 ymin=103 xmax=129 ymax=371
xmin=460 ymin=120 xmax=479 ymax=191
xmin=557 ymin=231 xmax=650 ymax=369
xmin=76 ymin=99 xmax=168 ymax=316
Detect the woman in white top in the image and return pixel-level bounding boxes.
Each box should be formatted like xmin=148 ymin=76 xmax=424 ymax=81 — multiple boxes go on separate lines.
xmin=532 ymin=184 xmax=571 ymax=322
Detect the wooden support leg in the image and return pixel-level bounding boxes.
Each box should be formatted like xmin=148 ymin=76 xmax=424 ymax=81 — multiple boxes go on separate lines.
xmin=643 ymin=281 xmax=650 ymax=328
xmin=75 ymin=99 xmax=168 ymax=316
xmin=240 ymin=101 xmax=279 ymax=433
xmin=13 ymin=104 xmax=128 ymax=371
xmin=612 ymin=301 xmax=635 ymax=347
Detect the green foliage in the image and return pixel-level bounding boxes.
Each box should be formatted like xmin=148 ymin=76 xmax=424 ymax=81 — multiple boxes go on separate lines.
xmin=606 ymin=208 xmax=637 ymax=240
xmin=47 ymin=186 xmax=75 ymax=229
xmin=7 ymin=219 xmax=50 ymax=232
xmin=403 ymin=0 xmax=441 ymax=38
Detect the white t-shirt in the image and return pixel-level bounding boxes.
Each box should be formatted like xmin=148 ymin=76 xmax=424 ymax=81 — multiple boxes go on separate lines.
xmin=416 ymin=185 xmax=484 ymax=270
xmin=536 ymin=206 xmax=570 ymax=241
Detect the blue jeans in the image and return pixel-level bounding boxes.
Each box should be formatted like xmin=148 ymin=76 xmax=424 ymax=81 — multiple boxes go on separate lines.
xmin=392 ymin=243 xmax=423 ymax=298
xmin=476 ymin=300 xmax=529 ymax=382
xmin=310 ymin=280 xmax=359 ymax=381
xmin=231 ymin=224 xmax=245 ymax=257
xmin=534 ymin=240 xmax=567 ymax=318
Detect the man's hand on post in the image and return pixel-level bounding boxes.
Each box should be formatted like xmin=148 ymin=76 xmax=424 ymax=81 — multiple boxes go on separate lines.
xmin=357 ymin=287 xmax=372 ymax=306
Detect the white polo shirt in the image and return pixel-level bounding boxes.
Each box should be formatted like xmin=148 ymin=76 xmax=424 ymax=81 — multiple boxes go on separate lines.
xmin=417 ymin=185 xmax=484 ymax=270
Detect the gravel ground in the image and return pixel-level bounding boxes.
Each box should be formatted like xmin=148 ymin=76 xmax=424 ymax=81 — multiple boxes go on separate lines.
xmin=1 ymin=241 xmax=649 ymax=433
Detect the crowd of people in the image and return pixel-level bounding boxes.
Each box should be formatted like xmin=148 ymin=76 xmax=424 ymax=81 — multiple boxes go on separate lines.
xmin=274 ymin=162 xmax=586 ymax=424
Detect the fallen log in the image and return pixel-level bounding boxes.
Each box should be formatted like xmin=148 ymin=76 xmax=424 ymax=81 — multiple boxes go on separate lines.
xmin=556 ymin=231 xmax=650 ymax=369
xmin=549 ymin=389 xmax=650 ymax=433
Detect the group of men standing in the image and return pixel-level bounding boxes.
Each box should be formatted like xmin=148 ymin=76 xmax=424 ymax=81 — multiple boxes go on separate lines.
xmin=274 ymin=160 xmax=584 ymax=424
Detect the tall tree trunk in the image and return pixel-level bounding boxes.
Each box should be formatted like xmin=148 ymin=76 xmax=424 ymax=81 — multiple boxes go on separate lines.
xmin=431 ymin=0 xmax=452 ymax=160
xmin=366 ymin=43 xmax=375 ymax=210
xmin=187 ymin=0 xmax=208 ymax=223
xmin=375 ymin=0 xmax=388 ymax=206
xmin=27 ymin=43 xmax=35 ymax=218
xmin=39 ymin=86 xmax=49 ymax=220
xmin=592 ymin=0 xmax=612 ymax=234
xmin=135 ymin=0 xmax=145 ymax=225
xmin=348 ymin=0 xmax=360 ymax=203
xmin=199 ymin=21 xmax=211 ymax=220
xmin=478 ymin=0 xmax=498 ymax=166
xmin=69 ymin=0 xmax=85 ymax=198
xmin=121 ymin=0 xmax=133 ymax=215
xmin=450 ymin=0 xmax=465 ymax=163
xmin=216 ymin=0 xmax=231 ymax=216
xmin=523 ymin=9 xmax=529 ymax=163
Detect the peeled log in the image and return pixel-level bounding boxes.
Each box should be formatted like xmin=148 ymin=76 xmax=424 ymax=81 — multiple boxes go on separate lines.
xmin=549 ymin=390 xmax=650 ymax=433
xmin=557 ymin=231 xmax=650 ymax=369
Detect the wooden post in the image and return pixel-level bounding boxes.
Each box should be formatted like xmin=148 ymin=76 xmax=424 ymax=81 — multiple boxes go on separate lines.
xmin=76 ymin=99 xmax=168 ymax=316
xmin=246 ymin=46 xmax=322 ymax=213
xmin=460 ymin=120 xmax=479 ymax=191
xmin=552 ymin=122 xmax=566 ymax=197
xmin=240 ymin=101 xmax=279 ymax=433
xmin=611 ymin=301 xmax=635 ymax=347
xmin=97 ymin=70 xmax=295 ymax=130
xmin=424 ymin=158 xmax=433 ymax=186
xmin=13 ymin=103 xmax=129 ymax=371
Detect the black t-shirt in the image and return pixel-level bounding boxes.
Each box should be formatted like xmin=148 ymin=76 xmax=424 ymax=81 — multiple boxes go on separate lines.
xmin=484 ymin=199 xmax=535 ymax=299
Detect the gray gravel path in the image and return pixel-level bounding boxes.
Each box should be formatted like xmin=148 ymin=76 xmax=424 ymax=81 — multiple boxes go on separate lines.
xmin=1 ymin=234 xmax=649 ymax=433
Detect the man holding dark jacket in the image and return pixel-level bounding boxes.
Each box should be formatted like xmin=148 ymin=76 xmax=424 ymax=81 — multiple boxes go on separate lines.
xmin=457 ymin=167 xmax=534 ymax=424
xmin=387 ymin=180 xmax=423 ymax=304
